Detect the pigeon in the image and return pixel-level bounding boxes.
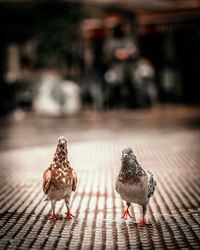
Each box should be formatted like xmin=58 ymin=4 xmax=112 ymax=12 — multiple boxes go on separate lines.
xmin=43 ymin=136 xmax=77 ymax=220
xmin=115 ymin=147 xmax=156 ymax=224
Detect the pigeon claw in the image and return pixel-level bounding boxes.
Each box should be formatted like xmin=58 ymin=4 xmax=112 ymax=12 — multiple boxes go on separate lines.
xmin=121 ymin=208 xmax=132 ymax=219
xmin=66 ymin=210 xmax=75 ymax=219
xmin=138 ymin=217 xmax=147 ymax=225
xmin=50 ymin=213 xmax=58 ymax=220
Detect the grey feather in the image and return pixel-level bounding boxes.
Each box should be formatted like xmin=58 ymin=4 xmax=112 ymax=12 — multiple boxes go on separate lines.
xmin=115 ymin=147 xmax=156 ymax=207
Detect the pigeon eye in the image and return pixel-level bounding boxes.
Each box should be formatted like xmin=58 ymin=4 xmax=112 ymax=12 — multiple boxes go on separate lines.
xmin=131 ymin=153 xmax=135 ymax=159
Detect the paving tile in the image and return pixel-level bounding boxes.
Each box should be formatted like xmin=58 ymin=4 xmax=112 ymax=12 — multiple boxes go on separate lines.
xmin=0 ymin=108 xmax=200 ymax=249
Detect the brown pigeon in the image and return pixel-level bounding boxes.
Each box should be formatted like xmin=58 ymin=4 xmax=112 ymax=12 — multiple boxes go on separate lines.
xmin=43 ymin=136 xmax=77 ymax=220
xmin=115 ymin=147 xmax=156 ymax=224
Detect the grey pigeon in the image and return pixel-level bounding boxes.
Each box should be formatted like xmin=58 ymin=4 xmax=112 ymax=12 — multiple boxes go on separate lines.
xmin=43 ymin=136 xmax=77 ymax=220
xmin=115 ymin=147 xmax=156 ymax=224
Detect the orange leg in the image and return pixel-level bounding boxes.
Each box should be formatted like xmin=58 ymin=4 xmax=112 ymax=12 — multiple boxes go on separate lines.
xmin=138 ymin=217 xmax=147 ymax=225
xmin=138 ymin=205 xmax=147 ymax=225
xmin=65 ymin=198 xmax=75 ymax=219
xmin=122 ymin=203 xmax=132 ymax=219
xmin=50 ymin=213 xmax=58 ymax=220
xmin=50 ymin=200 xmax=58 ymax=220
xmin=66 ymin=209 xmax=75 ymax=219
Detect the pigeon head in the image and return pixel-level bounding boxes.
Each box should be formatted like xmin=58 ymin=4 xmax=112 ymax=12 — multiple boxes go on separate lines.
xmin=121 ymin=147 xmax=137 ymax=165
xmin=57 ymin=136 xmax=67 ymax=150
xmin=53 ymin=136 xmax=68 ymax=165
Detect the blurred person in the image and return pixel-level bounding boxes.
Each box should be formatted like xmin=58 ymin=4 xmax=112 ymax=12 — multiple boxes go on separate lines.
xmin=133 ymin=58 xmax=158 ymax=107
xmin=79 ymin=20 xmax=105 ymax=110
xmin=103 ymin=21 xmax=139 ymax=108
xmin=104 ymin=20 xmax=158 ymax=108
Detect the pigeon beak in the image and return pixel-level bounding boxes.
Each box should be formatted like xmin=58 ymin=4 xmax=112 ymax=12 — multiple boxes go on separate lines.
xmin=122 ymin=153 xmax=128 ymax=159
xmin=59 ymin=141 xmax=66 ymax=147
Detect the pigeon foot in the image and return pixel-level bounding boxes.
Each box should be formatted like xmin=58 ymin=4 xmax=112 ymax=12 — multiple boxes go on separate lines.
xmin=50 ymin=213 xmax=58 ymax=220
xmin=121 ymin=208 xmax=132 ymax=219
xmin=138 ymin=217 xmax=147 ymax=225
xmin=66 ymin=210 xmax=75 ymax=219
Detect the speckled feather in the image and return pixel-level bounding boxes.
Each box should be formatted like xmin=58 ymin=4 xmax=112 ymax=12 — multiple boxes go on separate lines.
xmin=43 ymin=137 xmax=77 ymax=201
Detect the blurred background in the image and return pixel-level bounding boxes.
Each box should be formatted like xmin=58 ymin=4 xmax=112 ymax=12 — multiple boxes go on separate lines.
xmin=0 ymin=0 xmax=200 ymax=118
xmin=0 ymin=3 xmax=200 ymax=248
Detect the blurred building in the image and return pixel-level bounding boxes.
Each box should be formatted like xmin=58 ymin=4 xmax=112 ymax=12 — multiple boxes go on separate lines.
xmin=0 ymin=0 xmax=200 ymax=115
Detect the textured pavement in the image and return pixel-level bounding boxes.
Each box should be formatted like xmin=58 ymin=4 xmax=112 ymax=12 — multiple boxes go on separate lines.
xmin=0 ymin=107 xmax=200 ymax=249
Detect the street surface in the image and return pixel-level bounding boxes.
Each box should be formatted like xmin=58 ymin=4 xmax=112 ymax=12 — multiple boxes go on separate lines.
xmin=0 ymin=106 xmax=200 ymax=249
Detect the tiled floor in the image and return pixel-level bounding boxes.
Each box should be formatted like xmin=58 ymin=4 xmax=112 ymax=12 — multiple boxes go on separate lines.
xmin=0 ymin=107 xmax=200 ymax=249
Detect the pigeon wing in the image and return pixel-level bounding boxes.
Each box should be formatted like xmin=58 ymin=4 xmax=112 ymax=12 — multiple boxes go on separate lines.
xmin=115 ymin=175 xmax=120 ymax=194
xmin=72 ymin=169 xmax=78 ymax=191
xmin=146 ymin=170 xmax=156 ymax=198
xmin=43 ymin=169 xmax=52 ymax=194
